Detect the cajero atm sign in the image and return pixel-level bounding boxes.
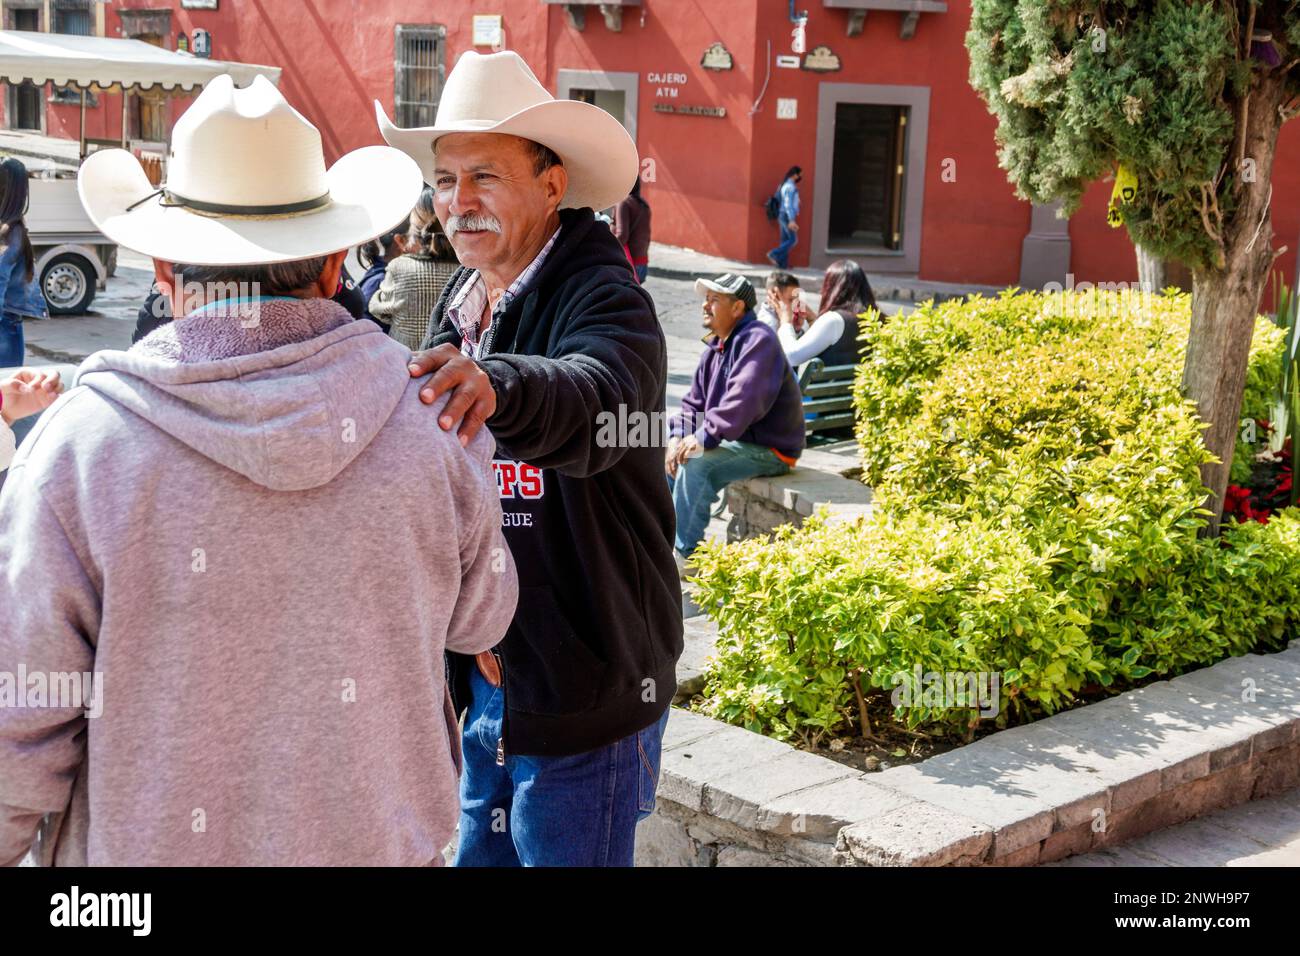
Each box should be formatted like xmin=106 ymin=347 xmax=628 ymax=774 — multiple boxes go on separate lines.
xmin=648 ymin=71 xmax=688 ymax=100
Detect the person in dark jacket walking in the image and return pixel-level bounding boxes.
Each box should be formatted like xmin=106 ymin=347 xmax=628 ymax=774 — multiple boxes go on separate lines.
xmin=667 ymin=273 xmax=805 ymax=565
xmin=613 ymin=178 xmax=651 ymax=283
xmin=765 ymin=165 xmax=802 ymax=270
xmin=382 ymin=50 xmax=681 ymax=867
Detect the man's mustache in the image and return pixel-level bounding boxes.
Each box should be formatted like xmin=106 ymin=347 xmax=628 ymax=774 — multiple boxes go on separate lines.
xmin=445 ymin=213 xmax=503 ymax=237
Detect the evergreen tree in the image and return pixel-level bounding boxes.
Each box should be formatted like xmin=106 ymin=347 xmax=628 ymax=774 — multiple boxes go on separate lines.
xmin=968 ymin=0 xmax=1300 ymax=532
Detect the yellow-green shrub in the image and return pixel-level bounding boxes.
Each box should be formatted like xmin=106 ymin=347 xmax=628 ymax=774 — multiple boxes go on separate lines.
xmin=692 ymin=289 xmax=1294 ymax=739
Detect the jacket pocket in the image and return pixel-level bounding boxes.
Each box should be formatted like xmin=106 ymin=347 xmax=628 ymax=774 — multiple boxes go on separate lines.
xmin=505 ymin=585 xmax=607 ymax=716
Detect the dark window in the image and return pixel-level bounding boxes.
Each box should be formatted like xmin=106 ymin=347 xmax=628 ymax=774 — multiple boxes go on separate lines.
xmin=828 ymin=103 xmax=909 ymax=251
xmin=10 ymin=83 xmax=42 ymax=130
xmin=394 ymin=24 xmax=445 ymax=128
xmin=51 ymin=1 xmax=95 ymax=104
xmin=5 ymin=9 xmax=43 ymax=129
xmin=11 ymin=8 xmax=39 ymax=32
xmin=53 ymin=0 xmax=92 ymax=36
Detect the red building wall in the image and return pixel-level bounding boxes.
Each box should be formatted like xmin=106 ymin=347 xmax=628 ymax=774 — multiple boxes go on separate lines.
xmin=7 ymin=0 xmax=1300 ymax=297
xmin=545 ymin=1 xmax=761 ymax=263
xmin=744 ymin=1 xmax=1030 ymax=282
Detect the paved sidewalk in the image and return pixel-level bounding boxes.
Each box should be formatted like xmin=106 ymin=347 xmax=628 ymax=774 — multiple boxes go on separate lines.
xmin=1049 ymin=787 xmax=1300 ymax=867
xmin=0 ymin=129 xmax=81 ymax=173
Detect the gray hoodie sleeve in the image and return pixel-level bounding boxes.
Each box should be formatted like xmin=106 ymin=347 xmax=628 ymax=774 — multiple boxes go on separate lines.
xmin=446 ymin=428 xmax=518 ymax=655
xmin=0 ymin=481 xmax=99 ymax=866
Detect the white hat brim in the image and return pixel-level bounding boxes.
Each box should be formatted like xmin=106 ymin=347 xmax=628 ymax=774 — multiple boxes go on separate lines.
xmin=376 ymin=98 xmax=639 ymax=213
xmin=78 ymin=145 xmax=424 ymax=266
xmin=695 ymin=278 xmax=722 ymax=298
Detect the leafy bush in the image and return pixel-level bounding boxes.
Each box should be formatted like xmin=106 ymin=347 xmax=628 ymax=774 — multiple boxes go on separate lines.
xmin=1234 ymin=320 xmax=1285 ymax=483
xmin=691 ymin=289 xmax=1295 ymax=740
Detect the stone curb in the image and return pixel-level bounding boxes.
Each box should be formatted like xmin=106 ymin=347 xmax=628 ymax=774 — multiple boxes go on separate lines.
xmin=644 ymin=244 xmax=1005 ymax=306
xmin=725 ymin=450 xmax=874 ymax=542
xmin=645 ymin=640 xmax=1300 ymax=867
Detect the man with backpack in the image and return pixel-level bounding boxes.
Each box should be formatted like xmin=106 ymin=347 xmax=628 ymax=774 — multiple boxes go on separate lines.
xmin=766 ymin=166 xmax=803 ymax=270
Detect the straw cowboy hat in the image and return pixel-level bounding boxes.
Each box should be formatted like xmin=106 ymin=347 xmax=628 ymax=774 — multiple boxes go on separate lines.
xmin=78 ymin=74 xmax=423 ymax=266
xmin=376 ymin=50 xmax=639 ymax=213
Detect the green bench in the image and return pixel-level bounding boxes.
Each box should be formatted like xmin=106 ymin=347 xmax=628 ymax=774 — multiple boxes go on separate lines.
xmin=797 ymin=358 xmax=856 ymax=439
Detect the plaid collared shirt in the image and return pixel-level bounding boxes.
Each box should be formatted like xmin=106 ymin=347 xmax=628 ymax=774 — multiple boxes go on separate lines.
xmin=449 ymin=228 xmax=561 ymax=359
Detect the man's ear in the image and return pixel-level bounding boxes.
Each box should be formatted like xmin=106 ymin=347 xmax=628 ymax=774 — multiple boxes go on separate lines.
xmin=542 ymin=163 xmax=568 ymax=212
xmin=314 ymin=250 xmax=349 ymax=299
xmin=153 ymin=259 xmax=180 ymax=316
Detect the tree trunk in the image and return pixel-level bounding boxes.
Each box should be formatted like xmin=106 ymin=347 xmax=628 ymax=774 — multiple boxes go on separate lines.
xmin=1136 ymin=245 xmax=1166 ymax=293
xmin=1182 ymin=72 xmax=1289 ymax=535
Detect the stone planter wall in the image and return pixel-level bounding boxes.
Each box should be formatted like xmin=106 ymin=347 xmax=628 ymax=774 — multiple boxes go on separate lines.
xmin=642 ymin=642 xmax=1300 ymax=867
xmin=723 ymin=443 xmax=872 ymax=541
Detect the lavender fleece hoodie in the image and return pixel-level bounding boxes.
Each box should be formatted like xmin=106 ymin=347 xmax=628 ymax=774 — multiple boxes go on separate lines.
xmin=0 ymin=297 xmax=517 ymax=866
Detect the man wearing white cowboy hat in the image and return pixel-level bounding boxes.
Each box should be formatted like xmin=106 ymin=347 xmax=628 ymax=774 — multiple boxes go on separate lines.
xmin=0 ymin=74 xmax=518 ymax=866
xmin=379 ymin=50 xmax=682 ymax=867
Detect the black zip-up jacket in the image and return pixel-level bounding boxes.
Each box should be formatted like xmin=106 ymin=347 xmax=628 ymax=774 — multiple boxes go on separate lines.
xmin=427 ymin=207 xmax=683 ymax=757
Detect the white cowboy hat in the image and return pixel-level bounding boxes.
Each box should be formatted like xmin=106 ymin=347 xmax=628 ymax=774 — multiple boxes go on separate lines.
xmin=78 ymin=74 xmax=423 ymax=266
xmin=375 ymin=50 xmax=639 ymax=213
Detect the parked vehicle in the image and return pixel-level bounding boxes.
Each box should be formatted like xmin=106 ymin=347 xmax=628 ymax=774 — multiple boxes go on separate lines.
xmin=26 ymin=174 xmax=115 ymax=314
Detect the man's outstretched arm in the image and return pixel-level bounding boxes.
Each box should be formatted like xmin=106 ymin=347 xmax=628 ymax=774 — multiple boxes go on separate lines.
xmin=409 ymin=281 xmax=665 ymax=477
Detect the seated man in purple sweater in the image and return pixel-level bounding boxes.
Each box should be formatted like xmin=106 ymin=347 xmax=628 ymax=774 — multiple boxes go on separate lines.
xmin=666 ymin=273 xmax=805 ymax=571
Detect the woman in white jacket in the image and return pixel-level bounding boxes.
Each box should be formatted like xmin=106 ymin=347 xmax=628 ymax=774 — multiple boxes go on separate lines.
xmin=0 ymin=368 xmax=60 ymax=470
xmin=770 ymin=259 xmax=879 ymax=371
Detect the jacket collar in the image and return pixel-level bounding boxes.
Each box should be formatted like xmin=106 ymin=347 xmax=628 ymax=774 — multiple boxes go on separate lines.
xmin=707 ymin=311 xmax=756 ymax=352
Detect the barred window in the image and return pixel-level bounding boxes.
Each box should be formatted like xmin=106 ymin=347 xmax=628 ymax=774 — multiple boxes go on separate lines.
xmin=51 ymin=0 xmax=94 ymax=104
xmin=53 ymin=0 xmax=92 ymax=36
xmin=394 ymin=24 xmax=445 ymax=128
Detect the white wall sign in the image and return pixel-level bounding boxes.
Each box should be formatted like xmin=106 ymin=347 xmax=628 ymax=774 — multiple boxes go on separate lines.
xmin=472 ymin=15 xmax=503 ymax=47
xmin=775 ymin=55 xmax=800 ymax=69
xmin=776 ymin=98 xmax=798 ymax=120
xmin=791 ymin=16 xmax=808 ymax=54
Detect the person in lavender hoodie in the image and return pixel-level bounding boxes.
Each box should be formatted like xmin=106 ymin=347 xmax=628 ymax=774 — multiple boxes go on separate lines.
xmin=0 ymin=76 xmax=518 ymax=866
xmin=666 ymin=273 xmax=805 ymax=571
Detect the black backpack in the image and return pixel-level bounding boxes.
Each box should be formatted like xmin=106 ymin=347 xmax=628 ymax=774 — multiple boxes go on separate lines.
xmin=763 ymin=191 xmax=780 ymax=221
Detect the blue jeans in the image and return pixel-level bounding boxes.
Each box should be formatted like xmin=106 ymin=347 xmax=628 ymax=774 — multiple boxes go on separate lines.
xmin=0 ymin=312 xmax=24 ymax=368
xmin=768 ymin=218 xmax=797 ymax=269
xmin=635 ymin=263 xmax=648 ymax=284
xmin=454 ymin=667 xmax=671 ymax=867
xmin=668 ymin=439 xmax=791 ymax=556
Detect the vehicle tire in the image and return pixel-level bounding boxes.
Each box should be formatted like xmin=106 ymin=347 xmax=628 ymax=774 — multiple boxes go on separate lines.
xmin=40 ymin=253 xmax=96 ymax=315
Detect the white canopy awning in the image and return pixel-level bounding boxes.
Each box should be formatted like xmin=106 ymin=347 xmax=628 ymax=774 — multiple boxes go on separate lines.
xmin=0 ymin=30 xmax=280 ymax=92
